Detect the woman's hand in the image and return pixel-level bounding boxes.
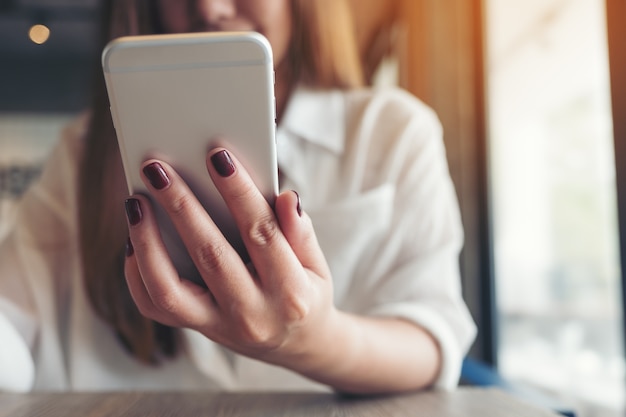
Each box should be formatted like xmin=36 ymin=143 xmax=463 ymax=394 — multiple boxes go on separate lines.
xmin=124 ymin=147 xmax=442 ymax=394
xmin=123 ymin=148 xmax=336 ymax=368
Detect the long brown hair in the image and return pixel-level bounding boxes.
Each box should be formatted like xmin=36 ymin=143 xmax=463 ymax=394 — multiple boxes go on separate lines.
xmin=79 ymin=0 xmax=363 ymax=364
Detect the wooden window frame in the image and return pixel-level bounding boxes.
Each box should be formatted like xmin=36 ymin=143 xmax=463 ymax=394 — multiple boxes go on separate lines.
xmin=606 ymin=0 xmax=626 ymax=355
xmin=394 ymin=0 xmax=495 ymax=363
xmin=351 ymin=0 xmax=626 ymax=369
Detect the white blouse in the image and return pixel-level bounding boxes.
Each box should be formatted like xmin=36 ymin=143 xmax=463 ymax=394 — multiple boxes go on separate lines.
xmin=0 ymin=87 xmax=476 ymax=392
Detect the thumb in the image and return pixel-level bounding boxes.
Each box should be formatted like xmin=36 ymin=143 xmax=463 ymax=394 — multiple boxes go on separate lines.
xmin=275 ymin=190 xmax=331 ymax=279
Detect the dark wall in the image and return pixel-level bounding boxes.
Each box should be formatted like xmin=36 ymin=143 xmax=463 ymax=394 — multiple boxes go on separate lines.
xmin=0 ymin=1 xmax=101 ymax=112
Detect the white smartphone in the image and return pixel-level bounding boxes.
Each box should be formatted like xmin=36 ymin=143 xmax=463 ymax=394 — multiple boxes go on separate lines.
xmin=102 ymin=32 xmax=278 ymax=282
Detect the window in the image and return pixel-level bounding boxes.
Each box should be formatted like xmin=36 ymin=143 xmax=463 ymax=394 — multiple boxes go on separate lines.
xmin=0 ymin=2 xmax=98 ymax=236
xmin=485 ymin=0 xmax=624 ymax=411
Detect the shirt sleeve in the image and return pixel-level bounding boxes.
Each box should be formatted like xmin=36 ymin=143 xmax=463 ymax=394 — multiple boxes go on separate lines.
xmin=0 ymin=307 xmax=35 ymax=391
xmin=352 ymin=89 xmax=477 ymax=389
xmin=0 ymin=118 xmax=85 ymax=391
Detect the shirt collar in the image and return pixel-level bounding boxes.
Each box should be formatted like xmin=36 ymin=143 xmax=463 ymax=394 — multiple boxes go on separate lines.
xmin=279 ymin=87 xmax=346 ymax=155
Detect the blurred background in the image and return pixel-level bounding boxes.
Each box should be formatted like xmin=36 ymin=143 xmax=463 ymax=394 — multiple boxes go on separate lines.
xmin=0 ymin=0 xmax=99 ymax=237
xmin=1 ymin=1 xmax=625 ymax=416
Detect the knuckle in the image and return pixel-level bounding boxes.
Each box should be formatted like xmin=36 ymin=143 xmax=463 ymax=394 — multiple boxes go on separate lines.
xmin=192 ymin=241 xmax=228 ymax=275
xmin=281 ymin=294 xmax=310 ymax=323
xmin=238 ymin=318 xmax=279 ymax=349
xmin=151 ymin=290 xmax=181 ymax=314
xmin=166 ymin=192 xmax=196 ymax=217
xmin=246 ymin=214 xmax=280 ymax=248
xmin=233 ymin=311 xmax=278 ymax=349
xmin=128 ymin=236 xmax=150 ymax=256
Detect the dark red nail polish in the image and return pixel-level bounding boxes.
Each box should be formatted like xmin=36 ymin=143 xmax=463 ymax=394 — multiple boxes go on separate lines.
xmin=125 ymin=237 xmax=134 ymax=257
xmin=125 ymin=198 xmax=142 ymax=226
xmin=211 ymin=150 xmax=235 ymax=177
xmin=292 ymin=190 xmax=302 ymax=217
xmin=143 ymin=162 xmax=170 ymax=190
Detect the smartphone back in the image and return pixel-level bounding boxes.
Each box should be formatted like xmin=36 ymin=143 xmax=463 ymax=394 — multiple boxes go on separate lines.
xmin=102 ymin=32 xmax=278 ymax=281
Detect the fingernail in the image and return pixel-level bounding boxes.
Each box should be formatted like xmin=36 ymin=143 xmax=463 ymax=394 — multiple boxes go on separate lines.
xmin=125 ymin=237 xmax=134 ymax=257
xmin=292 ymin=190 xmax=302 ymax=217
xmin=125 ymin=198 xmax=142 ymax=226
xmin=143 ymin=162 xmax=170 ymax=190
xmin=211 ymin=150 xmax=235 ymax=177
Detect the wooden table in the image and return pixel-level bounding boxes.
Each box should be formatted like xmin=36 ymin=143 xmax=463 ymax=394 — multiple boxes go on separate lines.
xmin=0 ymin=387 xmax=561 ymax=416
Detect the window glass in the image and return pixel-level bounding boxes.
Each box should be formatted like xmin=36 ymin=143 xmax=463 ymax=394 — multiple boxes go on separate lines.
xmin=485 ymin=0 xmax=624 ymax=411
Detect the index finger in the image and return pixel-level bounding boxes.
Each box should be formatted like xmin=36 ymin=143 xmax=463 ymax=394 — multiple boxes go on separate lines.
xmin=139 ymin=159 xmax=257 ymax=305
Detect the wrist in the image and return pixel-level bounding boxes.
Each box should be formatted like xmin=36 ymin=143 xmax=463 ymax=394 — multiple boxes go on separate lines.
xmin=276 ymin=308 xmax=362 ymax=387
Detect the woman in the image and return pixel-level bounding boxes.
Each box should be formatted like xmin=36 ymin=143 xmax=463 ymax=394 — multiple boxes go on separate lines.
xmin=0 ymin=0 xmax=475 ymax=393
